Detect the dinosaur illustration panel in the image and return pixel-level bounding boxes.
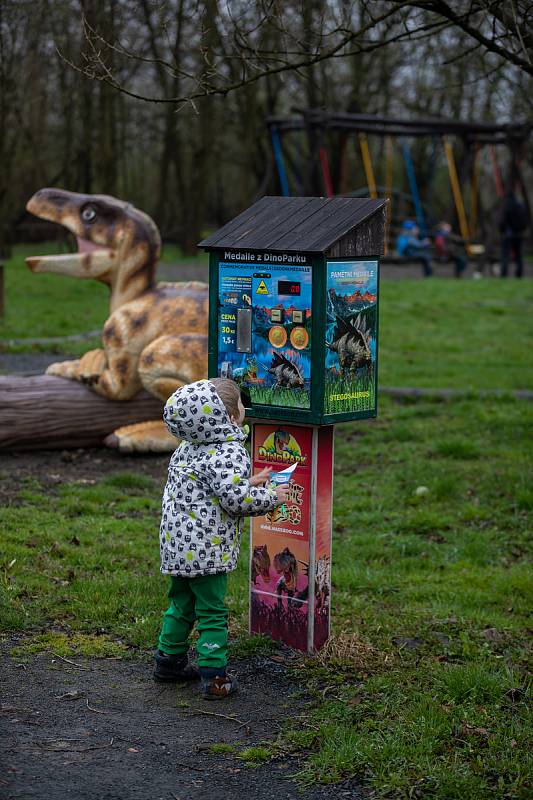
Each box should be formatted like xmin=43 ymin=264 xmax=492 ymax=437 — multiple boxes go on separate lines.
xmin=325 ymin=260 xmax=379 ymax=415
xmin=217 ymin=262 xmax=312 ymax=409
xmin=250 ymin=423 xmax=313 ymax=651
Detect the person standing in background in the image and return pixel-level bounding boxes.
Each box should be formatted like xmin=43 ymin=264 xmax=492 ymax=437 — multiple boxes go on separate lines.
xmin=499 ymin=191 xmax=529 ymax=278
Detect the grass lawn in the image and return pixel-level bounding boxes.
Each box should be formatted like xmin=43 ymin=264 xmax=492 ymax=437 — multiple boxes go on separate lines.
xmin=1 ymin=394 xmax=531 ymax=797
xmin=2 ymin=242 xmax=533 ymax=392
xmin=379 ymin=279 xmax=533 ymax=390
xmin=0 ymin=242 xmax=207 ymax=352
xmin=1 ymin=244 xmax=532 ymax=797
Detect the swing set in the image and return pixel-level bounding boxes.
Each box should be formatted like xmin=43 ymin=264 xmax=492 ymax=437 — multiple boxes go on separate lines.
xmin=267 ymin=110 xmax=531 ymax=259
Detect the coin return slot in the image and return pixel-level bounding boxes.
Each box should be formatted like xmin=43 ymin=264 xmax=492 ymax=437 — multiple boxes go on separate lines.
xmin=236 ymin=307 xmax=252 ymax=353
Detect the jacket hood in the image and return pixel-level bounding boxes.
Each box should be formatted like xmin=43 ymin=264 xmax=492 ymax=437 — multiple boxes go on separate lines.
xmin=164 ymin=380 xmax=247 ymax=445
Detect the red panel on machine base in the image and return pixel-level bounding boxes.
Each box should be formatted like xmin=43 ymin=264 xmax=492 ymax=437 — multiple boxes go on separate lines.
xmin=250 ymin=423 xmax=333 ymax=652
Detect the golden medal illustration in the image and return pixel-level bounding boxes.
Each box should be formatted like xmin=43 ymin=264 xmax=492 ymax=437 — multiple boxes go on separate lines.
xmin=290 ymin=326 xmax=309 ymax=349
xmin=268 ymin=325 xmax=287 ymax=348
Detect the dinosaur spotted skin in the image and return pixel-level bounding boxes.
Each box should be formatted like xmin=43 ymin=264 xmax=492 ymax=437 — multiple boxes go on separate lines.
xmin=26 ymin=188 xmax=208 ymax=451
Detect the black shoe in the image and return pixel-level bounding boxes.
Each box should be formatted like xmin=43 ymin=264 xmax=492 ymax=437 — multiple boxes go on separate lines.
xmin=199 ymin=667 xmax=238 ymax=700
xmin=153 ymin=650 xmax=199 ymax=683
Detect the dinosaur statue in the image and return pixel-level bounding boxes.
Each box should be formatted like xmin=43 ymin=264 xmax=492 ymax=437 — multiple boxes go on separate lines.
xmin=25 ymin=188 xmax=208 ymax=452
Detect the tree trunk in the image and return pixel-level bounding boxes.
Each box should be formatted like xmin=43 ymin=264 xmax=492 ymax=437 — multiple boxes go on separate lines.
xmin=181 ymin=0 xmax=219 ymax=255
xmin=78 ymin=0 xmax=96 ymax=192
xmin=0 ymin=375 xmax=163 ymax=451
xmin=97 ymin=0 xmax=118 ymax=195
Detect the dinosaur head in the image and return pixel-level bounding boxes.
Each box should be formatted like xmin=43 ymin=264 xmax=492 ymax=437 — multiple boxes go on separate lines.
xmin=25 ymin=188 xmax=161 ymax=291
xmin=274 ymin=428 xmax=290 ymax=455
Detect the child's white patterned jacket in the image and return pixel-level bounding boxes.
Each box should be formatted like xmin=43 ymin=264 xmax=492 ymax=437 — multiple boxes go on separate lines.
xmin=159 ymin=380 xmax=278 ymax=577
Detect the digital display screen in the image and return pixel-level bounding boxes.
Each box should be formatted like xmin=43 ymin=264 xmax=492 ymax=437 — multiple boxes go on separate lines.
xmin=278 ymin=280 xmax=301 ymax=296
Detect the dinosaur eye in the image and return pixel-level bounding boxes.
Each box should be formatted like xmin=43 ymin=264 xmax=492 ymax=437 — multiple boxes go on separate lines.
xmin=81 ymin=206 xmax=97 ymax=223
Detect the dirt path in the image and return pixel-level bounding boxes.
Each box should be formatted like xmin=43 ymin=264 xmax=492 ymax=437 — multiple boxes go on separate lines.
xmin=0 ymin=353 xmax=82 ymax=376
xmin=1 ymin=639 xmax=366 ymax=800
xmin=0 ymin=452 xmax=366 ymax=798
xmin=0 ymin=447 xmax=170 ymax=507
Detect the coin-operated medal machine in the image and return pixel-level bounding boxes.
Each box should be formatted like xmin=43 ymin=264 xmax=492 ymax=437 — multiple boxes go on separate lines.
xmin=200 ymin=197 xmax=386 ymax=652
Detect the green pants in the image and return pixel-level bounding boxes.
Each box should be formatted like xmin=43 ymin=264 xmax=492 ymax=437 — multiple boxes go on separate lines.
xmin=158 ymin=574 xmax=228 ymax=669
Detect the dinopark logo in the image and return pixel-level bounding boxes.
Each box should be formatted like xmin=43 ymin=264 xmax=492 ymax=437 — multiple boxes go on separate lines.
xmin=258 ymin=428 xmax=307 ymax=464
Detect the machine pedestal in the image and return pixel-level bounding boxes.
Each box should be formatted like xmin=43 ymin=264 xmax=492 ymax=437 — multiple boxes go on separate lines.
xmin=249 ymin=422 xmax=334 ymax=653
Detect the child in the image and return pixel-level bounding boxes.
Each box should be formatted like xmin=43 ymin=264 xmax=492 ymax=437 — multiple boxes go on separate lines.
xmin=154 ymin=377 xmax=289 ymax=699
xmin=434 ymin=221 xmax=467 ymax=278
xmin=396 ymin=219 xmax=433 ymax=277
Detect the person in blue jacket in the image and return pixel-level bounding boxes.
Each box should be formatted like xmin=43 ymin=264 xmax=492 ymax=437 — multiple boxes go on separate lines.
xmin=396 ymin=220 xmax=434 ymax=277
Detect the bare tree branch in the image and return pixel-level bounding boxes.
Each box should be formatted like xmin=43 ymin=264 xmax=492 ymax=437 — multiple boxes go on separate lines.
xmin=57 ymin=0 xmax=533 ymax=111
xmin=403 ymin=0 xmax=533 ymax=75
xmin=58 ymin=3 xmax=429 ymax=105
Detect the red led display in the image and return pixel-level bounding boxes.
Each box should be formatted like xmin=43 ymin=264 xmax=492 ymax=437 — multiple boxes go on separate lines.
xmin=278 ymin=280 xmax=301 ymax=296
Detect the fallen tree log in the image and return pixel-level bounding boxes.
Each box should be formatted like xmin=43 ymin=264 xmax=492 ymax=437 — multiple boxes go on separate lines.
xmin=0 ymin=374 xmax=163 ymax=451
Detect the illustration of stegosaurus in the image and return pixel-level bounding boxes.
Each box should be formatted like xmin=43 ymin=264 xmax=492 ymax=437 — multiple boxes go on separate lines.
xmin=268 ymin=352 xmax=305 ymax=388
xmin=326 ymin=313 xmax=372 ymax=378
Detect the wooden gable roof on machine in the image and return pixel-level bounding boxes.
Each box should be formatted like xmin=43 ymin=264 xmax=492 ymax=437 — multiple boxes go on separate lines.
xmin=199 ymin=196 xmax=387 ymax=258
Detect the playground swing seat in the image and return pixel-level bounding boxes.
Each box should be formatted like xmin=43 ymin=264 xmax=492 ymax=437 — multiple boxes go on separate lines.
xmin=381 ymin=141 xmax=435 ymax=272
xmin=442 ymin=137 xmax=486 ymax=260
xmin=273 ymin=123 xmax=487 ymax=276
xmin=388 ymin=138 xmax=486 ymax=275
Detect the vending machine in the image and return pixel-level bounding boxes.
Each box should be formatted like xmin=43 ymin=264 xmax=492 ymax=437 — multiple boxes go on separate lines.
xmin=200 ymin=196 xmax=386 ymax=651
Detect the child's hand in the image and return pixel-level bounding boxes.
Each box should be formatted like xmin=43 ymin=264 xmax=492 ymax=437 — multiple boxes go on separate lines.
xmin=250 ymin=467 xmax=272 ymax=487
xmin=274 ymin=484 xmax=291 ymax=505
